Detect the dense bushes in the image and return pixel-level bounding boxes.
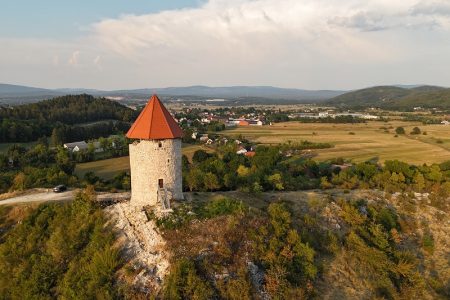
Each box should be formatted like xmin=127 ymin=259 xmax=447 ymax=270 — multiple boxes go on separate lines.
xmin=151 ymin=197 xmax=246 ymax=230
xmin=184 ymin=144 xmax=330 ymax=193
xmin=252 ymin=203 xmax=317 ymax=298
xmin=338 ymin=199 xmax=426 ymax=299
xmin=159 ymin=199 xmax=319 ymax=299
xmin=0 ymin=190 xmax=123 ymax=298
xmin=163 ymin=259 xmax=214 ymax=300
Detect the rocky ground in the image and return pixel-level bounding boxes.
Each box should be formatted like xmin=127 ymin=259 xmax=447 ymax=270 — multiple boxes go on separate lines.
xmin=105 ymin=202 xmax=169 ymax=295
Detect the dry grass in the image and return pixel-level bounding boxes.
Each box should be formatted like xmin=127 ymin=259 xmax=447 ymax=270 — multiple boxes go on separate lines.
xmin=225 ymin=121 xmax=450 ymax=164
xmin=75 ymin=156 xmax=130 ymax=180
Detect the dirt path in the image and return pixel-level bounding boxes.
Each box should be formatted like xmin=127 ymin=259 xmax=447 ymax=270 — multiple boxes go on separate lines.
xmin=0 ymin=189 xmax=131 ymax=206
xmin=0 ymin=189 xmax=77 ymax=206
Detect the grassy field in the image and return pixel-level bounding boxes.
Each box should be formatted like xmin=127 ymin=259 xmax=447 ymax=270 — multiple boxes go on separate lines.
xmin=75 ymin=144 xmax=214 ymax=180
xmin=76 ymin=121 xmax=450 ymax=179
xmin=224 ymin=120 xmax=450 ymax=164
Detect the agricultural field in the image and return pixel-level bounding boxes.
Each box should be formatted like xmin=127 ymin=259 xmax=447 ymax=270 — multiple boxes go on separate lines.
xmin=224 ymin=120 xmax=450 ymax=164
xmin=76 ymin=120 xmax=450 ymax=180
xmin=75 ymin=144 xmax=214 ymax=179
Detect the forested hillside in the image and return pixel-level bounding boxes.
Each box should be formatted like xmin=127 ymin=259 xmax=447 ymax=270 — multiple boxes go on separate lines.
xmin=0 ymin=94 xmax=138 ymax=143
xmin=0 ymin=190 xmax=124 ymax=298
xmin=329 ymin=85 xmax=450 ymax=109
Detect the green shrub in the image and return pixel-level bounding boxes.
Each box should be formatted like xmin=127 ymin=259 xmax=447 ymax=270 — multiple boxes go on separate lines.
xmin=163 ymin=259 xmax=214 ymax=300
xmin=410 ymin=127 xmax=421 ymax=135
xmin=253 ymin=203 xmax=317 ymax=298
xmin=376 ymin=207 xmax=399 ymax=231
xmin=422 ymin=231 xmax=434 ymax=254
xmin=154 ymin=204 xmax=196 ymax=230
xmin=199 ymin=197 xmax=246 ymax=219
xmin=395 ymin=127 xmax=405 ymax=134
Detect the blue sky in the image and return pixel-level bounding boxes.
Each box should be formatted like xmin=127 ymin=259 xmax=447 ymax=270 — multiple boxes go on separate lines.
xmin=0 ymin=0 xmax=204 ymax=38
xmin=0 ymin=0 xmax=449 ymax=90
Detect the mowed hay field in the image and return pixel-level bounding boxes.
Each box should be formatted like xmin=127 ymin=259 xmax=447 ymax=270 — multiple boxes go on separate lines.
xmin=75 ymin=144 xmax=214 ymax=180
xmin=225 ymin=121 xmax=450 ymax=164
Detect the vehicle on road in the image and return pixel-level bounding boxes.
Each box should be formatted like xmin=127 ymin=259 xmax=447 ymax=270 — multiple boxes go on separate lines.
xmin=53 ymin=185 xmax=67 ymax=193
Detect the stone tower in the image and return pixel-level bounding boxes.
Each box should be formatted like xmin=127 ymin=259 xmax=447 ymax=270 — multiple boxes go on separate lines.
xmin=126 ymin=94 xmax=183 ymax=207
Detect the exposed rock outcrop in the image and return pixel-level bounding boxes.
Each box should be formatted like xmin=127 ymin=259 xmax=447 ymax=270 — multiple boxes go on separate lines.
xmin=105 ymin=202 xmax=170 ymax=294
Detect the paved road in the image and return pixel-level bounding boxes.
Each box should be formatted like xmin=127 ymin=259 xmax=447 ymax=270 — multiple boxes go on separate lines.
xmin=0 ymin=190 xmax=76 ymax=206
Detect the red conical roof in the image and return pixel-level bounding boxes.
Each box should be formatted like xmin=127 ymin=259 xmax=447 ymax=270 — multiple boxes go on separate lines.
xmin=126 ymin=94 xmax=183 ymax=139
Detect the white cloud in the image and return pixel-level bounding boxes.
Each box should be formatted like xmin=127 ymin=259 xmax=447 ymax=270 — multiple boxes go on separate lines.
xmin=1 ymin=0 xmax=450 ymax=89
xmin=68 ymin=50 xmax=80 ymax=66
xmin=412 ymin=0 xmax=450 ymax=16
xmin=93 ymin=55 xmax=102 ymax=70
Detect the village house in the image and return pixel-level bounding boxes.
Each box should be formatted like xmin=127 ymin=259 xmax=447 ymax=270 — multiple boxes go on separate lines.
xmin=244 ymin=151 xmax=256 ymax=157
xmin=236 ymin=146 xmax=248 ymax=155
xmin=228 ymin=118 xmax=263 ymax=126
xmin=63 ymin=140 xmax=104 ymax=153
xmin=199 ymin=134 xmax=209 ymax=142
xmin=64 ymin=141 xmax=88 ymax=152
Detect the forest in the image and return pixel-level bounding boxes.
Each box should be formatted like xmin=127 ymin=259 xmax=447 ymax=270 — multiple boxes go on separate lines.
xmin=0 ymin=94 xmax=138 ymax=143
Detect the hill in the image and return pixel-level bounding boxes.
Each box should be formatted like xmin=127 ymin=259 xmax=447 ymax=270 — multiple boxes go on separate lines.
xmin=0 ymin=83 xmax=346 ymax=105
xmin=0 ymin=83 xmax=56 ymax=96
xmin=328 ymin=85 xmax=450 ymax=109
xmin=0 ymin=94 xmax=137 ymax=143
xmin=0 ymin=94 xmax=136 ymax=124
xmin=0 ymin=84 xmax=62 ymax=105
xmin=115 ymin=85 xmax=346 ymax=100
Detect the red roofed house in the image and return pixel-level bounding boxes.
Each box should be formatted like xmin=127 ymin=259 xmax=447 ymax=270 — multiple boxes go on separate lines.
xmin=244 ymin=151 xmax=256 ymax=157
xmin=238 ymin=120 xmax=250 ymax=126
xmin=126 ymin=94 xmax=184 ymax=209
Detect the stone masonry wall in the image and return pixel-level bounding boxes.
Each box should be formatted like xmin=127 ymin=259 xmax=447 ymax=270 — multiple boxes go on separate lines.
xmin=129 ymin=139 xmax=183 ymax=207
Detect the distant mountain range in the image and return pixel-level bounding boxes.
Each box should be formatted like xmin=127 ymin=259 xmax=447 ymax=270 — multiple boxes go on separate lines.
xmin=0 ymin=83 xmax=346 ymax=105
xmin=328 ymin=85 xmax=450 ymax=109
xmin=2 ymin=83 xmax=450 ymax=109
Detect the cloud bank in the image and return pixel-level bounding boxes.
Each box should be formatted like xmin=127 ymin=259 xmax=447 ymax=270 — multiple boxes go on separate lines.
xmin=1 ymin=0 xmax=449 ymax=89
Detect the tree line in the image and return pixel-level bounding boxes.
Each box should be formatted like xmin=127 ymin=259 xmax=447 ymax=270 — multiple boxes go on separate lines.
xmin=0 ymin=137 xmax=131 ymax=194
xmin=183 ymin=143 xmax=450 ymax=204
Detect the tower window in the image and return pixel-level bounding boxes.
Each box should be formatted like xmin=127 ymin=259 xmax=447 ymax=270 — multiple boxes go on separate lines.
xmin=158 ymin=142 xmax=162 ymax=148
xmin=167 ymin=159 xmax=170 ymax=163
